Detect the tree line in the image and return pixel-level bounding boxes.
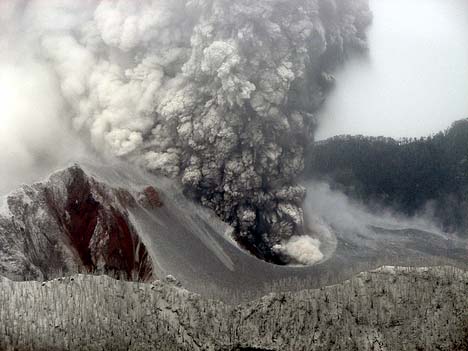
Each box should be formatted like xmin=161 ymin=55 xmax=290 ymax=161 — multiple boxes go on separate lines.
xmin=306 ymin=119 xmax=468 ymax=236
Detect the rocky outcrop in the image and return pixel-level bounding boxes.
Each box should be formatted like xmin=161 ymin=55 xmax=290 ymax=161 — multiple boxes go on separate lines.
xmin=0 ymin=266 xmax=466 ymax=350
xmin=0 ymin=165 xmax=156 ymax=281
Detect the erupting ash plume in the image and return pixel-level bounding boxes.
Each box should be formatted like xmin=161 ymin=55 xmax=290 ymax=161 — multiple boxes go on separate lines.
xmin=0 ymin=0 xmax=371 ymax=263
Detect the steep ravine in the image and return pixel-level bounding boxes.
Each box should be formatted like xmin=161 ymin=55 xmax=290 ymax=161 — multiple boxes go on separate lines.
xmin=0 ymin=266 xmax=466 ymax=350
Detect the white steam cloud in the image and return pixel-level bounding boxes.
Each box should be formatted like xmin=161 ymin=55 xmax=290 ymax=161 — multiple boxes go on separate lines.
xmin=0 ymin=2 xmax=87 ymax=194
xmin=0 ymin=0 xmax=192 ymax=180
xmin=21 ymin=0 xmax=186 ymax=158
xmin=304 ymin=181 xmax=445 ymax=238
xmin=275 ymin=236 xmax=324 ymax=266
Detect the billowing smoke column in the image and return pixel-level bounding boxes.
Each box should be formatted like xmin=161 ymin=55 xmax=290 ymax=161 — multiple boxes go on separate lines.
xmin=1 ymin=0 xmax=371 ymax=263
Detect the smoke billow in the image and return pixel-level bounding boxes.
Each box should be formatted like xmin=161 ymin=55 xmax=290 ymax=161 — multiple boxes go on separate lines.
xmin=275 ymin=235 xmax=324 ymax=266
xmin=0 ymin=0 xmax=372 ymax=262
xmin=0 ymin=2 xmax=87 ymax=194
xmin=304 ymin=181 xmax=445 ymax=238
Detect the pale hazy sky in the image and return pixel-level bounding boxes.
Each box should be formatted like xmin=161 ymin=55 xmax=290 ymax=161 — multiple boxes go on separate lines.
xmin=316 ymin=0 xmax=468 ymax=140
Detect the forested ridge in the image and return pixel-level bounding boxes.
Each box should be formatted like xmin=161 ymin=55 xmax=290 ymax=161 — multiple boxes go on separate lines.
xmin=307 ymin=119 xmax=468 ymax=235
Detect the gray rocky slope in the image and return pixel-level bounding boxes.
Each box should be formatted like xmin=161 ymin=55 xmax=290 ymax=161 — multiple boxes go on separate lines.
xmin=10 ymin=0 xmax=372 ymax=262
xmin=0 ymin=266 xmax=467 ymax=351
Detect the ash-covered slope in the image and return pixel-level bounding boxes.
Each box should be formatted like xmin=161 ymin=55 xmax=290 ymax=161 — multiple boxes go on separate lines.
xmin=0 ymin=266 xmax=467 ymax=351
xmin=0 ymin=165 xmax=155 ymax=281
xmin=1 ymin=163 xmax=466 ymax=300
xmin=2 ymin=0 xmax=372 ymax=263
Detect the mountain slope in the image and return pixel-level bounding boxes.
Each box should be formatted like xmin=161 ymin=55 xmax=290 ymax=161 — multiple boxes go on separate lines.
xmin=0 ymin=163 xmax=466 ymax=300
xmin=0 ymin=165 xmax=155 ymax=281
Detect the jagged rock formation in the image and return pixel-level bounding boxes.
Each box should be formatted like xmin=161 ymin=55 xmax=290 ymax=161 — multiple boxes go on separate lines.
xmin=0 ymin=266 xmax=466 ymax=350
xmin=0 ymin=165 xmax=156 ymax=281
xmin=7 ymin=0 xmax=372 ymax=263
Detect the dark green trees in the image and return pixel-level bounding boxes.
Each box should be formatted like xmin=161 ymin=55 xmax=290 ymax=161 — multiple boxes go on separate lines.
xmin=306 ymin=119 xmax=468 ymax=236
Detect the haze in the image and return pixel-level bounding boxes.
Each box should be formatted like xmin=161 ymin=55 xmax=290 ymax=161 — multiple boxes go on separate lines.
xmin=316 ymin=0 xmax=468 ymax=140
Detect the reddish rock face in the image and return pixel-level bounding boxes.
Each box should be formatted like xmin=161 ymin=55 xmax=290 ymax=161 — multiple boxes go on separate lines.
xmin=115 ymin=188 xmax=137 ymax=209
xmin=63 ymin=177 xmax=100 ymax=269
xmin=43 ymin=167 xmax=155 ymax=282
xmin=138 ymin=186 xmax=163 ymax=209
xmin=0 ymin=165 xmax=167 ymax=282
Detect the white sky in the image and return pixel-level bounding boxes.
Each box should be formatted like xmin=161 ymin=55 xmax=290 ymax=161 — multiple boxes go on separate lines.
xmin=316 ymin=0 xmax=468 ymax=140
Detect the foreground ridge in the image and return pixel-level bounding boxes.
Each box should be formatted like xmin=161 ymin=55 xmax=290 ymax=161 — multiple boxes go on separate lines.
xmin=0 ymin=266 xmax=467 ymax=351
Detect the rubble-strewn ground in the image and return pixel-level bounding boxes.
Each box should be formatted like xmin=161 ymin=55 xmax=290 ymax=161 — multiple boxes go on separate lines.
xmin=0 ymin=266 xmax=467 ymax=351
